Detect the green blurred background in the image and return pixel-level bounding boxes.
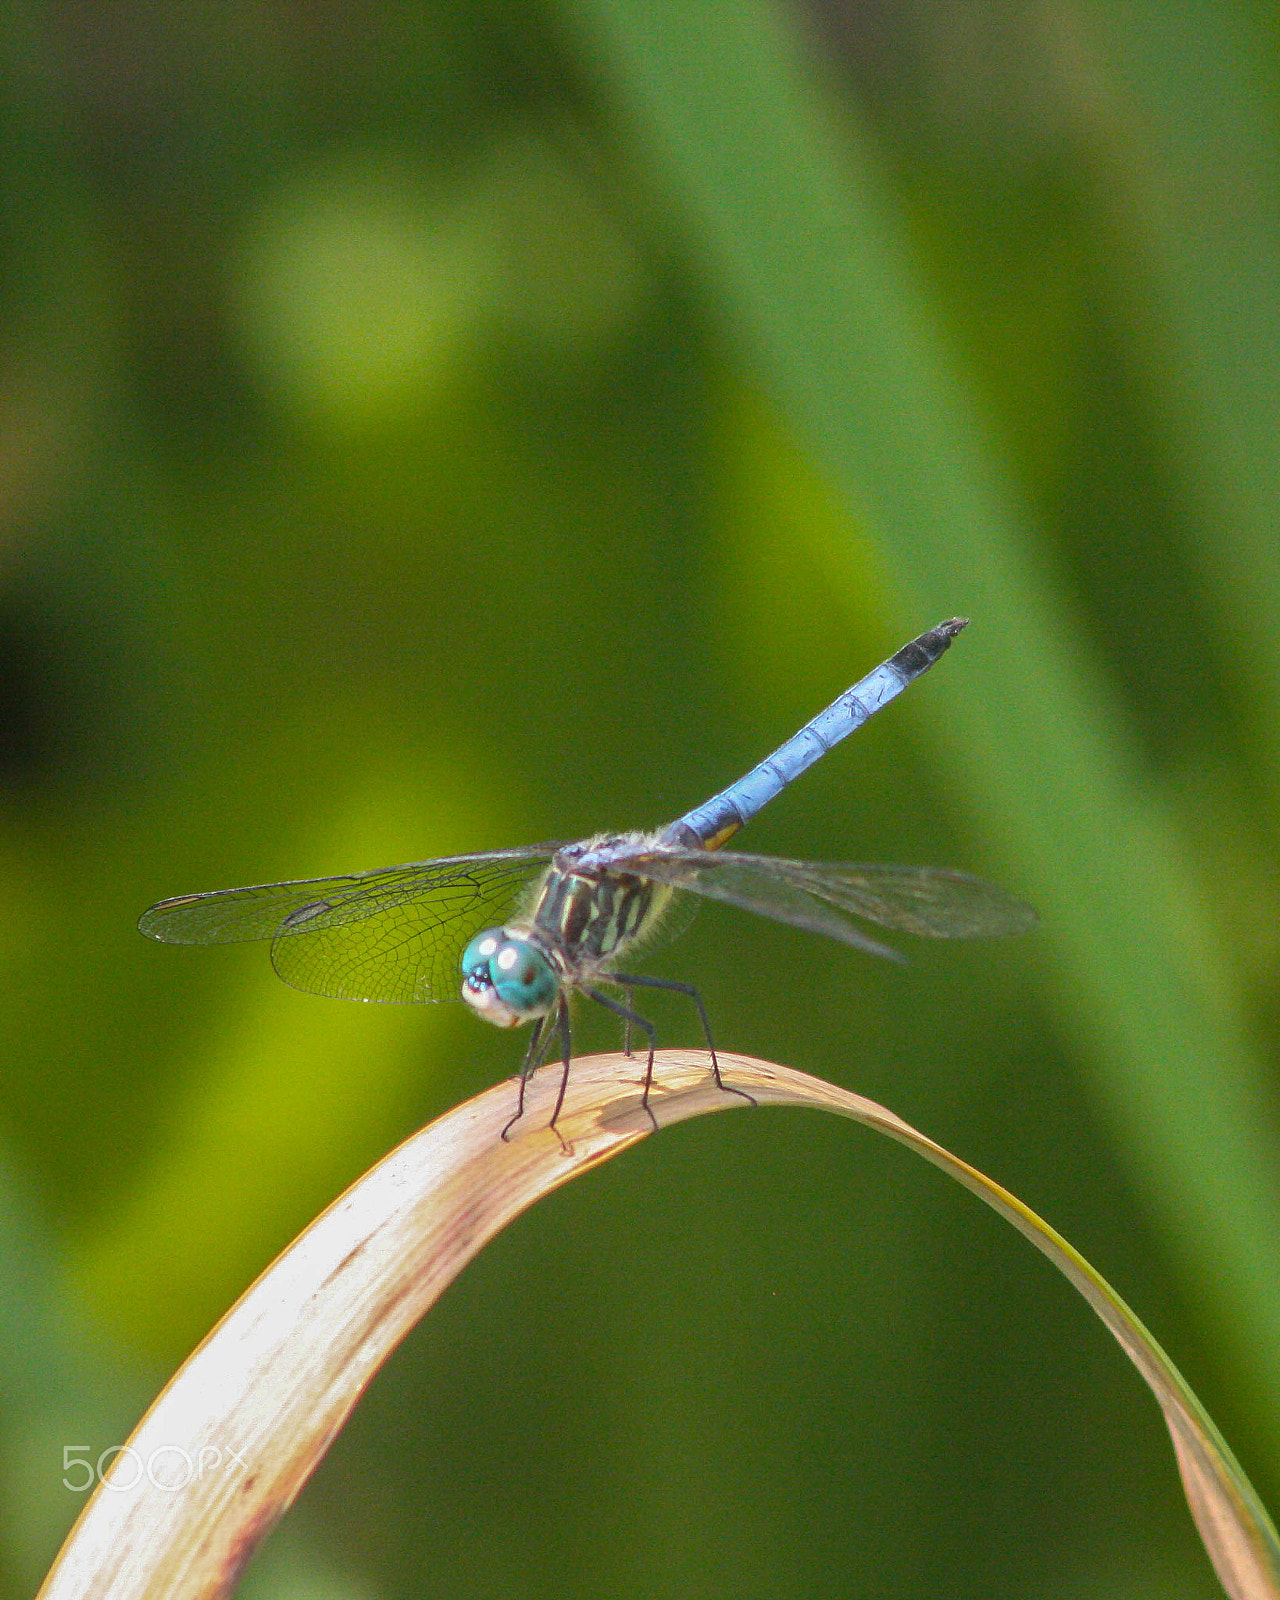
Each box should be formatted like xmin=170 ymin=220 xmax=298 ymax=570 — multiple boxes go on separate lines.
xmin=4 ymin=0 xmax=1280 ymax=1595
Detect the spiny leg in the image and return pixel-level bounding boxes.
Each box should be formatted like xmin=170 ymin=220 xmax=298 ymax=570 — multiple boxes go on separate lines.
xmin=501 ymin=1012 xmax=550 ymax=1142
xmin=584 ymin=985 xmax=660 ymax=1132
xmin=610 ymin=971 xmax=757 ymax=1111
xmin=547 ymin=997 xmax=574 ymax=1145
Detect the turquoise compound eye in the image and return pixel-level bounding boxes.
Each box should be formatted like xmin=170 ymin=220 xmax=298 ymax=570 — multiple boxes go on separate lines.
xmin=490 ymin=938 xmax=557 ymax=1013
xmin=461 ymin=930 xmax=503 ymax=977
xmin=461 ymin=930 xmax=557 ymax=1016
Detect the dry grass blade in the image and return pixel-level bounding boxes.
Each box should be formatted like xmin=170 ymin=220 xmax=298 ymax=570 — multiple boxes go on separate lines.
xmin=38 ymin=1051 xmax=1280 ymax=1600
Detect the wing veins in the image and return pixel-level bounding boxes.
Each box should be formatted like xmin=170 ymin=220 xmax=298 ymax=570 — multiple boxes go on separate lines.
xmin=139 ymin=845 xmax=561 ymax=946
xmin=600 ymin=847 xmax=1034 ymax=947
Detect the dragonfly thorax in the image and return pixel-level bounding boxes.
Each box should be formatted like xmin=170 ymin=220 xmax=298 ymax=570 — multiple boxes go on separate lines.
xmin=460 ymin=929 xmax=559 ymax=1028
xmin=534 ymin=836 xmax=666 ymax=966
xmin=460 ymin=836 xmax=672 ymax=1029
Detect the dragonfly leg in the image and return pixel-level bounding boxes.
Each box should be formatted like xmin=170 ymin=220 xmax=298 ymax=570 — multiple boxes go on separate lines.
xmin=621 ymin=984 xmax=635 ymax=1058
xmin=543 ymin=999 xmax=574 ymax=1154
xmin=584 ymin=986 xmax=659 ymax=1132
xmin=501 ymin=1013 xmax=550 ymax=1142
xmin=609 ymin=972 xmax=757 ymax=1112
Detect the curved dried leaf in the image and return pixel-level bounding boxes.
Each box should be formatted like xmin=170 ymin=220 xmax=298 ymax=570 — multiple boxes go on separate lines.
xmin=38 ymin=1052 xmax=1280 ymax=1600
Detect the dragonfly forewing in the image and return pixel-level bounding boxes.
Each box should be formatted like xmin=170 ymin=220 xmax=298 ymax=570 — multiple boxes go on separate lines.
xmin=138 ymin=847 xmax=561 ymax=1003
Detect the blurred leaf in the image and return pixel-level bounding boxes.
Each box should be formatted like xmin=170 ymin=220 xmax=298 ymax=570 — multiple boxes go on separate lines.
xmin=1081 ymin=1 xmax=1280 ymax=770
xmin=0 ymin=1139 xmax=153 ymax=1593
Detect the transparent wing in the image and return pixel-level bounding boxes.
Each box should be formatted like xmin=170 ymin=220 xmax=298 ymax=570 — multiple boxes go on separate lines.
xmin=600 ymin=847 xmax=1036 ymax=959
xmin=138 ymin=845 xmax=562 ymax=1003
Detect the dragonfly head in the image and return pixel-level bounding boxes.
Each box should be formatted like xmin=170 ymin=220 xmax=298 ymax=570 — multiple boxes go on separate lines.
xmin=460 ymin=929 xmax=558 ymax=1028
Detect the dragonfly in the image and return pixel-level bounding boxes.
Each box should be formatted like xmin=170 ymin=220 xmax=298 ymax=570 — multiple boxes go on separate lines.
xmin=139 ymin=619 xmax=1035 ymax=1140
